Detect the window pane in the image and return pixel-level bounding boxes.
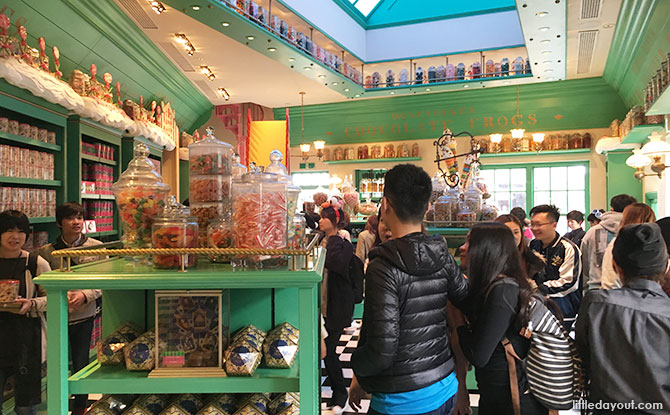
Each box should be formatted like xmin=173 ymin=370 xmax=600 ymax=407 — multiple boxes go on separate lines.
xmin=534 ymin=168 xmax=550 ymax=190
xmin=567 ymin=165 xmax=586 ymax=190
xmin=567 ymin=191 xmax=585 ymax=213
xmin=511 ymin=192 xmax=526 ymax=211
xmin=354 ymin=0 xmax=380 ymax=15
xmin=495 ymin=194 xmax=511 ymax=214
xmin=551 ymin=191 xmax=568 ymax=213
xmin=494 ymin=169 xmax=510 ymax=192
xmin=550 ymin=167 xmax=568 ymax=191
xmin=534 ymin=191 xmax=550 ymax=206
xmin=557 ymin=216 xmax=568 ymax=235
xmin=510 ymin=168 xmax=526 ymax=191
xmin=481 ymin=170 xmax=495 ymax=194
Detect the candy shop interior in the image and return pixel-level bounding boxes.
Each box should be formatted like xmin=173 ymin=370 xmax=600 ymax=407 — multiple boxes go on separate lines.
xmin=1 ymin=0 xmax=670 ymax=414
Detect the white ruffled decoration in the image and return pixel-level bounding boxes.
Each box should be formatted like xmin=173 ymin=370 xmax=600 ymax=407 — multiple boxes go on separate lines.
xmin=0 ymin=57 xmax=84 ymax=112
xmin=0 ymin=57 xmax=177 ymax=151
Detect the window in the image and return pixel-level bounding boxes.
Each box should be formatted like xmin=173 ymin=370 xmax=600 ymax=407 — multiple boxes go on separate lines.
xmin=481 ymin=162 xmax=589 ymax=235
xmin=291 ymin=171 xmax=330 ymax=209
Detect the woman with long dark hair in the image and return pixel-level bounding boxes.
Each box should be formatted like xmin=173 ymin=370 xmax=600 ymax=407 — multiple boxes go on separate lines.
xmin=319 ymin=198 xmax=355 ymax=414
xmin=495 ymin=214 xmax=545 ymax=289
xmin=457 ymin=222 xmax=548 ymax=415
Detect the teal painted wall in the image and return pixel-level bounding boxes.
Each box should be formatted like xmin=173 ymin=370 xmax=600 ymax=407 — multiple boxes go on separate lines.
xmin=0 ymin=0 xmax=213 ymax=132
xmin=606 ymin=151 xmax=643 ymax=204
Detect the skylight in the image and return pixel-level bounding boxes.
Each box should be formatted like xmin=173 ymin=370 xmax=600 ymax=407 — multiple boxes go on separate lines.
xmin=350 ymin=0 xmax=382 ymax=16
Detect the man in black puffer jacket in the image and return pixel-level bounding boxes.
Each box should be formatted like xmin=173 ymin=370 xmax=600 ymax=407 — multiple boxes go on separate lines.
xmin=350 ymin=164 xmax=469 ymax=415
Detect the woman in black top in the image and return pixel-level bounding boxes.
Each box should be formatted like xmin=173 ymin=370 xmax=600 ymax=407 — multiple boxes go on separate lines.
xmin=457 ymin=222 xmax=547 ymax=415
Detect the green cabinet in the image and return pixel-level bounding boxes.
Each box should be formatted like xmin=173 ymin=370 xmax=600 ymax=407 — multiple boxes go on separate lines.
xmin=35 ymin=256 xmax=324 ymax=414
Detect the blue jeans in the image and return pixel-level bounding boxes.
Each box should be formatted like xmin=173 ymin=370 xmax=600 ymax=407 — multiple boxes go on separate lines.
xmin=368 ymin=395 xmax=455 ymax=415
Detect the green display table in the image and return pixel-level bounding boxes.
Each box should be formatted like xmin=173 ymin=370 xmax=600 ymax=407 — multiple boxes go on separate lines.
xmin=35 ymin=256 xmax=324 ymax=414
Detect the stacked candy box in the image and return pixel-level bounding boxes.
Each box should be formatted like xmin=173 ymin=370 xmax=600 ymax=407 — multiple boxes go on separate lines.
xmin=97 ymin=322 xmax=142 ymax=365
xmin=262 ymin=322 xmax=299 ymax=369
xmin=123 ymin=329 xmax=156 ymax=371
xmin=224 ymin=325 xmax=266 ymax=376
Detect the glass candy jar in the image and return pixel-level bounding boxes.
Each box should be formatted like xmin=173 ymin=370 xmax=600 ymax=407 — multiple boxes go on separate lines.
xmin=207 ymin=216 xmax=233 ymax=263
xmin=112 ymin=142 xmax=170 ymax=249
xmin=430 ymin=172 xmax=446 ymax=206
xmin=289 ymin=212 xmax=306 ymax=250
xmin=152 ymin=196 xmax=198 ymax=269
xmin=232 ymin=153 xmax=248 ymax=178
xmin=434 ymin=187 xmax=459 ymax=227
xmin=463 ymin=182 xmax=483 ymax=219
xmin=189 ymin=127 xmax=234 ymax=246
xmin=265 ymin=150 xmax=301 ymax=246
xmin=232 ymin=172 xmax=288 ymax=270
xmin=480 ymin=200 xmax=499 ymax=221
xmin=456 ymin=201 xmax=477 ymax=227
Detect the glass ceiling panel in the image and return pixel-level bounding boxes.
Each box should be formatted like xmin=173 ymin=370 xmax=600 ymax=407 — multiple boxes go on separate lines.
xmin=354 ymin=0 xmax=382 ymax=16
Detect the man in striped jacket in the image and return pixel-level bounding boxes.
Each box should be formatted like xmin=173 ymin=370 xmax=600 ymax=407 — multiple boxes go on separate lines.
xmin=529 ymin=204 xmax=582 ymax=330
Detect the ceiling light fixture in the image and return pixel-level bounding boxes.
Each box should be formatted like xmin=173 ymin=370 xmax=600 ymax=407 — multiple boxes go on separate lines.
xmin=191 ymin=5 xmax=200 ymax=10
xmin=246 ymin=35 xmax=255 ymax=41
xmin=390 ymin=91 xmax=395 ymax=94
xmin=539 ymin=26 xmax=550 ymax=32
xmin=426 ymin=88 xmax=431 ymax=91
xmin=217 ymin=88 xmax=230 ymax=101
xmin=267 ymin=47 xmax=276 ymax=52
xmin=200 ymin=65 xmax=215 ymax=81
xmin=542 ymin=60 xmax=552 ymax=64
xmin=174 ymin=34 xmax=196 ymax=56
xmin=540 ymin=40 xmax=551 ymax=44
xmin=288 ymin=58 xmax=295 ymax=62
xmin=344 ymin=88 xmax=349 ymax=92
xmin=149 ymin=1 xmax=166 ymax=14
xmin=221 ymin=22 xmax=230 ymax=27
xmin=317 ymin=74 xmax=326 ymax=78
xmin=303 ymin=66 xmax=311 ymax=71
xmin=332 ymin=82 xmax=338 ymax=86
xmin=536 ymin=11 xmax=548 ymax=17
xmin=355 ymin=94 xmax=360 ymax=97
xmin=463 ymin=85 xmax=469 ymax=88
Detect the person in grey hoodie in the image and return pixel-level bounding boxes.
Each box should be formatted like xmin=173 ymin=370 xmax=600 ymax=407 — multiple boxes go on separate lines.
xmin=580 ymin=194 xmax=636 ymax=292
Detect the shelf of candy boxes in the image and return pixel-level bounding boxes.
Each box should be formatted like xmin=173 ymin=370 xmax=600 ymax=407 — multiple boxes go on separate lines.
xmin=0 ymin=187 xmax=56 ymax=217
xmin=83 ymin=200 xmax=115 ymax=233
xmin=98 ymin=321 xmax=300 ymax=377
xmin=0 ymin=117 xmax=56 ymax=144
xmin=363 ymin=57 xmax=531 ymax=89
xmin=86 ymin=392 xmax=299 ymax=415
xmin=22 ymin=230 xmax=49 ymax=252
xmin=0 ymin=145 xmax=55 ymax=180
xmin=82 ymin=162 xmax=114 ymax=196
xmin=219 ymin=0 xmax=363 ymax=85
xmin=82 ymin=141 xmax=116 ymax=161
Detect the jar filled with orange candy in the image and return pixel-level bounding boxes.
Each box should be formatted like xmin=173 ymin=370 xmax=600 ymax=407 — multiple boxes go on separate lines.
xmin=207 ymin=216 xmax=233 ymax=263
xmin=232 ymin=171 xmax=288 ymax=270
xmin=371 ymin=145 xmax=382 ymax=159
xmin=152 ymin=196 xmax=198 ymax=269
xmin=358 ymin=145 xmax=369 ymax=160
xmin=188 ymin=126 xmax=234 ymax=246
xmin=112 ymin=142 xmax=170 ymax=249
xmin=333 ymin=147 xmax=344 ymax=161
xmin=383 ymin=144 xmax=395 ymax=158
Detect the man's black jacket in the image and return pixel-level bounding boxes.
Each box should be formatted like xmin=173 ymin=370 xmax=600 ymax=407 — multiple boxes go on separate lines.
xmin=352 ymin=232 xmax=468 ymax=393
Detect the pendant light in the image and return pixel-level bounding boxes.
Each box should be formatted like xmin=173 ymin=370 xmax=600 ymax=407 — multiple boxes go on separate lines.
xmin=510 ymin=85 xmax=525 ymax=139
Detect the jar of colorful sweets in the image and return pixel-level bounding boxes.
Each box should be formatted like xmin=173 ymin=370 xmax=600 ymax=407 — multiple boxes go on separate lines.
xmin=152 ymin=196 xmax=198 ymax=269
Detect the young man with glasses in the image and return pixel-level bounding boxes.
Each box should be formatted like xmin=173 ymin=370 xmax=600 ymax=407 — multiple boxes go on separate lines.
xmin=529 ymin=204 xmax=582 ymax=330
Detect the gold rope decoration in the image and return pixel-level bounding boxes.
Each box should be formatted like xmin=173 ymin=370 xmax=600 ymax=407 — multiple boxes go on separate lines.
xmin=52 ymin=247 xmax=313 ymax=257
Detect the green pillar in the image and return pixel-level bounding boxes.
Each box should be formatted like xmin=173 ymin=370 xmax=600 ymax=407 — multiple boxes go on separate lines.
xmin=606 ymin=150 xmax=642 ymax=203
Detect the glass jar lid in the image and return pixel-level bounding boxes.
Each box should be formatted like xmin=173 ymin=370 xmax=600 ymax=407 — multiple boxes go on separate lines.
xmin=154 ymin=195 xmax=196 ymax=224
xmin=111 ymin=142 xmax=171 ymax=193
xmin=187 ymin=126 xmax=233 ymax=152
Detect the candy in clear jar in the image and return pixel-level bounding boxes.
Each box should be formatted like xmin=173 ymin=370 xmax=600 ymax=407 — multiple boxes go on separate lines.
xmin=456 ymin=63 xmax=465 ymax=80
xmin=437 ymin=65 xmax=446 ymax=82
xmin=501 ymin=58 xmax=510 ymax=75
xmin=428 ymin=66 xmax=436 ymax=83
xmin=189 ymin=127 xmax=233 ymax=176
xmin=151 ymin=196 xmax=198 ymax=269
xmin=372 ymin=72 xmax=381 ymax=87
xmin=415 ymin=67 xmax=424 ymax=84
xmin=265 ymin=150 xmax=302 ymax=249
xmin=434 ymin=187 xmax=459 ymax=227
xmin=112 ymin=142 xmax=170 ymax=250
xmin=411 ymin=143 xmax=419 ymax=157
xmin=386 ymin=70 xmax=395 ymax=87
xmin=383 ymin=144 xmax=395 ymax=158
xmin=357 ymin=145 xmax=369 ymax=160
xmin=456 ymin=201 xmax=477 ymax=227
xmin=463 ymin=180 xmax=483 ymax=218
xmin=208 ymin=217 xmax=233 ymax=263
xmin=344 ymin=147 xmax=355 ymax=160
xmin=333 ymin=146 xmax=344 ymax=161
xmin=485 ymin=59 xmax=495 ymax=77
xmin=472 ymin=62 xmax=481 ymax=79
xmin=371 ymin=145 xmax=382 ymax=159
xmin=480 ymin=200 xmax=498 ymax=221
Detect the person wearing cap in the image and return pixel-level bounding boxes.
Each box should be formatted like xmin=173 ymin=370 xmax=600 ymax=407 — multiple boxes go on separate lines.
xmin=575 ymin=223 xmax=670 ymax=414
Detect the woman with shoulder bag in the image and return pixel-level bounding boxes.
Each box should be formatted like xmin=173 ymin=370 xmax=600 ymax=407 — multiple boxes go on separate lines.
xmin=457 ymin=222 xmax=548 ymax=415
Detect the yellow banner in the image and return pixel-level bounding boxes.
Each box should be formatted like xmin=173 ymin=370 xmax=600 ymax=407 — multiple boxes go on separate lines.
xmin=248 ymin=120 xmax=288 ymax=169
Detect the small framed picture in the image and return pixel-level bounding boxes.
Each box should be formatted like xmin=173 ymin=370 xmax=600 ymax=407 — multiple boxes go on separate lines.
xmin=83 ymin=220 xmax=96 ymax=234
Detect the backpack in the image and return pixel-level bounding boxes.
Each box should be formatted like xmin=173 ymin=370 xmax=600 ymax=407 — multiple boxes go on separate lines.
xmin=27 ymin=251 xmax=39 ymax=280
xmin=350 ymin=254 xmax=364 ymax=304
xmin=488 ymin=278 xmax=585 ymax=414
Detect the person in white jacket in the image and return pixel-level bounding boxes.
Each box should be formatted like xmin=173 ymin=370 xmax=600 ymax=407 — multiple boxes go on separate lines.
xmin=36 ymin=203 xmax=106 ymax=415
xmin=601 ymin=203 xmax=656 ymax=290
xmin=580 ymin=194 xmax=636 ymax=292
xmin=0 ymin=210 xmax=49 ymax=415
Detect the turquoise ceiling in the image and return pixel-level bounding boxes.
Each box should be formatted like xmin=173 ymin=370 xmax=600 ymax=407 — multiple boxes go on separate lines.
xmin=335 ymin=0 xmax=517 ymax=28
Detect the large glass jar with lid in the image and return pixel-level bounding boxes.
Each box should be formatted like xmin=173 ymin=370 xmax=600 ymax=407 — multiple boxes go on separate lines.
xmin=463 ymin=181 xmax=483 ymax=219
xmin=430 ymin=172 xmax=446 ymax=206
xmin=112 ymin=142 xmax=170 ymax=249
xmin=289 ymin=212 xmax=306 ymax=250
xmin=456 ymin=201 xmax=477 ymax=227
xmin=232 ymin=171 xmax=288 ymax=270
xmin=207 ymin=216 xmax=233 ymax=263
xmin=434 ymin=186 xmax=460 ymax=227
xmin=188 ymin=126 xmax=234 ymax=247
xmin=151 ymin=196 xmax=198 ymax=269
xmin=265 ymin=150 xmax=302 ymax=248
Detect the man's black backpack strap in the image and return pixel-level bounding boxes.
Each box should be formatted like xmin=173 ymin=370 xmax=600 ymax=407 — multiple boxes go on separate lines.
xmin=27 ymin=251 xmax=39 ymax=280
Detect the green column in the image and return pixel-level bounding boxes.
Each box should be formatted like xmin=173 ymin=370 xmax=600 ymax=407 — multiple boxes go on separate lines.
xmin=298 ymin=286 xmax=318 ymax=413
xmin=606 ymin=151 xmax=642 ymax=203
xmin=46 ymin=289 xmax=69 ymax=415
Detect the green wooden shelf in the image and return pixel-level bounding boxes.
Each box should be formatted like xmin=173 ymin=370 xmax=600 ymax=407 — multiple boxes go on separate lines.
xmin=324 ymin=156 xmax=421 ymax=165
xmin=620 ymin=124 xmax=665 ymax=144
xmin=647 ymin=85 xmax=670 ymax=116
xmin=0 ymin=130 xmax=61 ymax=151
xmin=68 ymin=362 xmax=299 ymax=395
xmin=0 ymin=176 xmax=61 ymax=186
xmin=480 ymin=148 xmax=590 ymax=158
xmin=29 ymin=216 xmax=56 ymax=224
xmin=425 ymin=227 xmax=470 ymax=235
xmin=81 ymin=153 xmax=117 ymax=165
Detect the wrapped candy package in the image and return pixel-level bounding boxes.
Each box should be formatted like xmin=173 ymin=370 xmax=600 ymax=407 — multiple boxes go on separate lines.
xmin=196 ymin=403 xmax=229 ymax=415
xmin=237 ymin=394 xmax=270 ymax=414
xmin=262 ymin=323 xmax=299 ymax=369
xmin=232 ymin=405 xmax=264 ymax=415
xmin=159 ymin=404 xmax=191 ymax=415
xmin=91 ymin=394 xmax=137 ymax=414
xmin=123 ymin=329 xmax=156 ymax=370
xmin=207 ymin=394 xmax=237 ymax=415
xmin=98 ymin=322 xmax=142 ymax=365
xmin=172 ymin=394 xmax=204 ymax=415
xmin=224 ymin=326 xmax=266 ymax=376
xmin=135 ymin=394 xmax=169 ymax=415
xmin=268 ymin=393 xmax=299 ymax=415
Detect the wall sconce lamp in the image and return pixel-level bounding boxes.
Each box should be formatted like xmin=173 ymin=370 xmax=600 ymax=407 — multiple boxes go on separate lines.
xmin=489 ymin=133 xmax=503 ymax=153
xmin=626 ymin=131 xmax=670 ymax=180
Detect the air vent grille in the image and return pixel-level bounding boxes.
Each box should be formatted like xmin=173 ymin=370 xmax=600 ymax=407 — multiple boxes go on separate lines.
xmin=194 ymin=80 xmax=217 ymax=99
xmin=577 ymin=30 xmax=598 ymax=74
xmin=580 ymin=0 xmax=602 ymax=19
xmin=158 ymin=42 xmax=195 ymax=72
xmin=117 ymin=0 xmax=158 ymax=29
